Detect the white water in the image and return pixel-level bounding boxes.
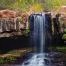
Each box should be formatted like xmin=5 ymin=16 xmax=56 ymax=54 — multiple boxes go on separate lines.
xmin=22 ymin=53 xmax=51 ymax=66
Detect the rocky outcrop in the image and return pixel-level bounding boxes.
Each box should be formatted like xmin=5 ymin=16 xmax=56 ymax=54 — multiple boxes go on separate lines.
xmin=0 ymin=10 xmax=29 ymax=37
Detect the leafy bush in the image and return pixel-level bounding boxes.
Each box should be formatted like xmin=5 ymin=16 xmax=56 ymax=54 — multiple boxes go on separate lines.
xmin=0 ymin=57 xmax=16 ymax=64
xmin=0 ymin=57 xmax=4 ymax=64
xmin=62 ymin=34 xmax=66 ymax=40
xmin=64 ymin=29 xmax=66 ymax=33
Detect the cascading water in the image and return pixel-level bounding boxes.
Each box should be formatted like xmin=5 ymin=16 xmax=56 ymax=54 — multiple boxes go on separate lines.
xmin=21 ymin=13 xmax=52 ymax=66
xmin=33 ymin=14 xmax=45 ymax=53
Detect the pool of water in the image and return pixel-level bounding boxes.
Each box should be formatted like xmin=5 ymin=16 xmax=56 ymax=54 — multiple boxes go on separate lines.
xmin=21 ymin=53 xmax=52 ymax=66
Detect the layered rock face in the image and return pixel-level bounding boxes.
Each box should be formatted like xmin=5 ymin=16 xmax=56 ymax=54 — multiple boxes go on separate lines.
xmin=0 ymin=10 xmax=29 ymax=37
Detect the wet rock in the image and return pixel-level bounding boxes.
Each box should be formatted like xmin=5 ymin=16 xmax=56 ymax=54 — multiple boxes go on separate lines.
xmin=44 ymin=59 xmax=49 ymax=65
xmin=24 ymin=61 xmax=30 ymax=65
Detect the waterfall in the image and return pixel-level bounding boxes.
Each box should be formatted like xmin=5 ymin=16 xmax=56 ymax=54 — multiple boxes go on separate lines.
xmin=33 ymin=14 xmax=45 ymax=53
xmin=30 ymin=13 xmax=52 ymax=53
xmin=21 ymin=13 xmax=52 ymax=66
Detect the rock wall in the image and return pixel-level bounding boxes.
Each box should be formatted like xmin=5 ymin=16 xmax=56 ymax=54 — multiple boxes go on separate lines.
xmin=0 ymin=10 xmax=29 ymax=37
xmin=0 ymin=18 xmax=19 ymax=32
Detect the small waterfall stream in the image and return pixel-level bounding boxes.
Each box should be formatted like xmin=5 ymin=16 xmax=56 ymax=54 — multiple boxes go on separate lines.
xmin=21 ymin=13 xmax=52 ymax=66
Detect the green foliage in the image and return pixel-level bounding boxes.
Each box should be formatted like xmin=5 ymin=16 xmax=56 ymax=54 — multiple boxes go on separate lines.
xmin=0 ymin=0 xmax=66 ymax=12
xmin=44 ymin=0 xmax=62 ymax=11
xmin=22 ymin=29 xmax=30 ymax=37
xmin=62 ymin=29 xmax=66 ymax=40
xmin=64 ymin=29 xmax=66 ymax=33
xmin=0 ymin=0 xmax=43 ymax=12
xmin=10 ymin=0 xmax=39 ymax=12
xmin=0 ymin=0 xmax=14 ymax=9
xmin=49 ymin=46 xmax=66 ymax=52
xmin=5 ymin=56 xmax=16 ymax=62
xmin=0 ymin=58 xmax=4 ymax=64
xmin=0 ymin=57 xmax=16 ymax=64
xmin=62 ymin=34 xmax=66 ymax=40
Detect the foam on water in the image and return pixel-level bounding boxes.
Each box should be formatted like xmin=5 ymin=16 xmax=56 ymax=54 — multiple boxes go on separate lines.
xmin=22 ymin=53 xmax=51 ymax=66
